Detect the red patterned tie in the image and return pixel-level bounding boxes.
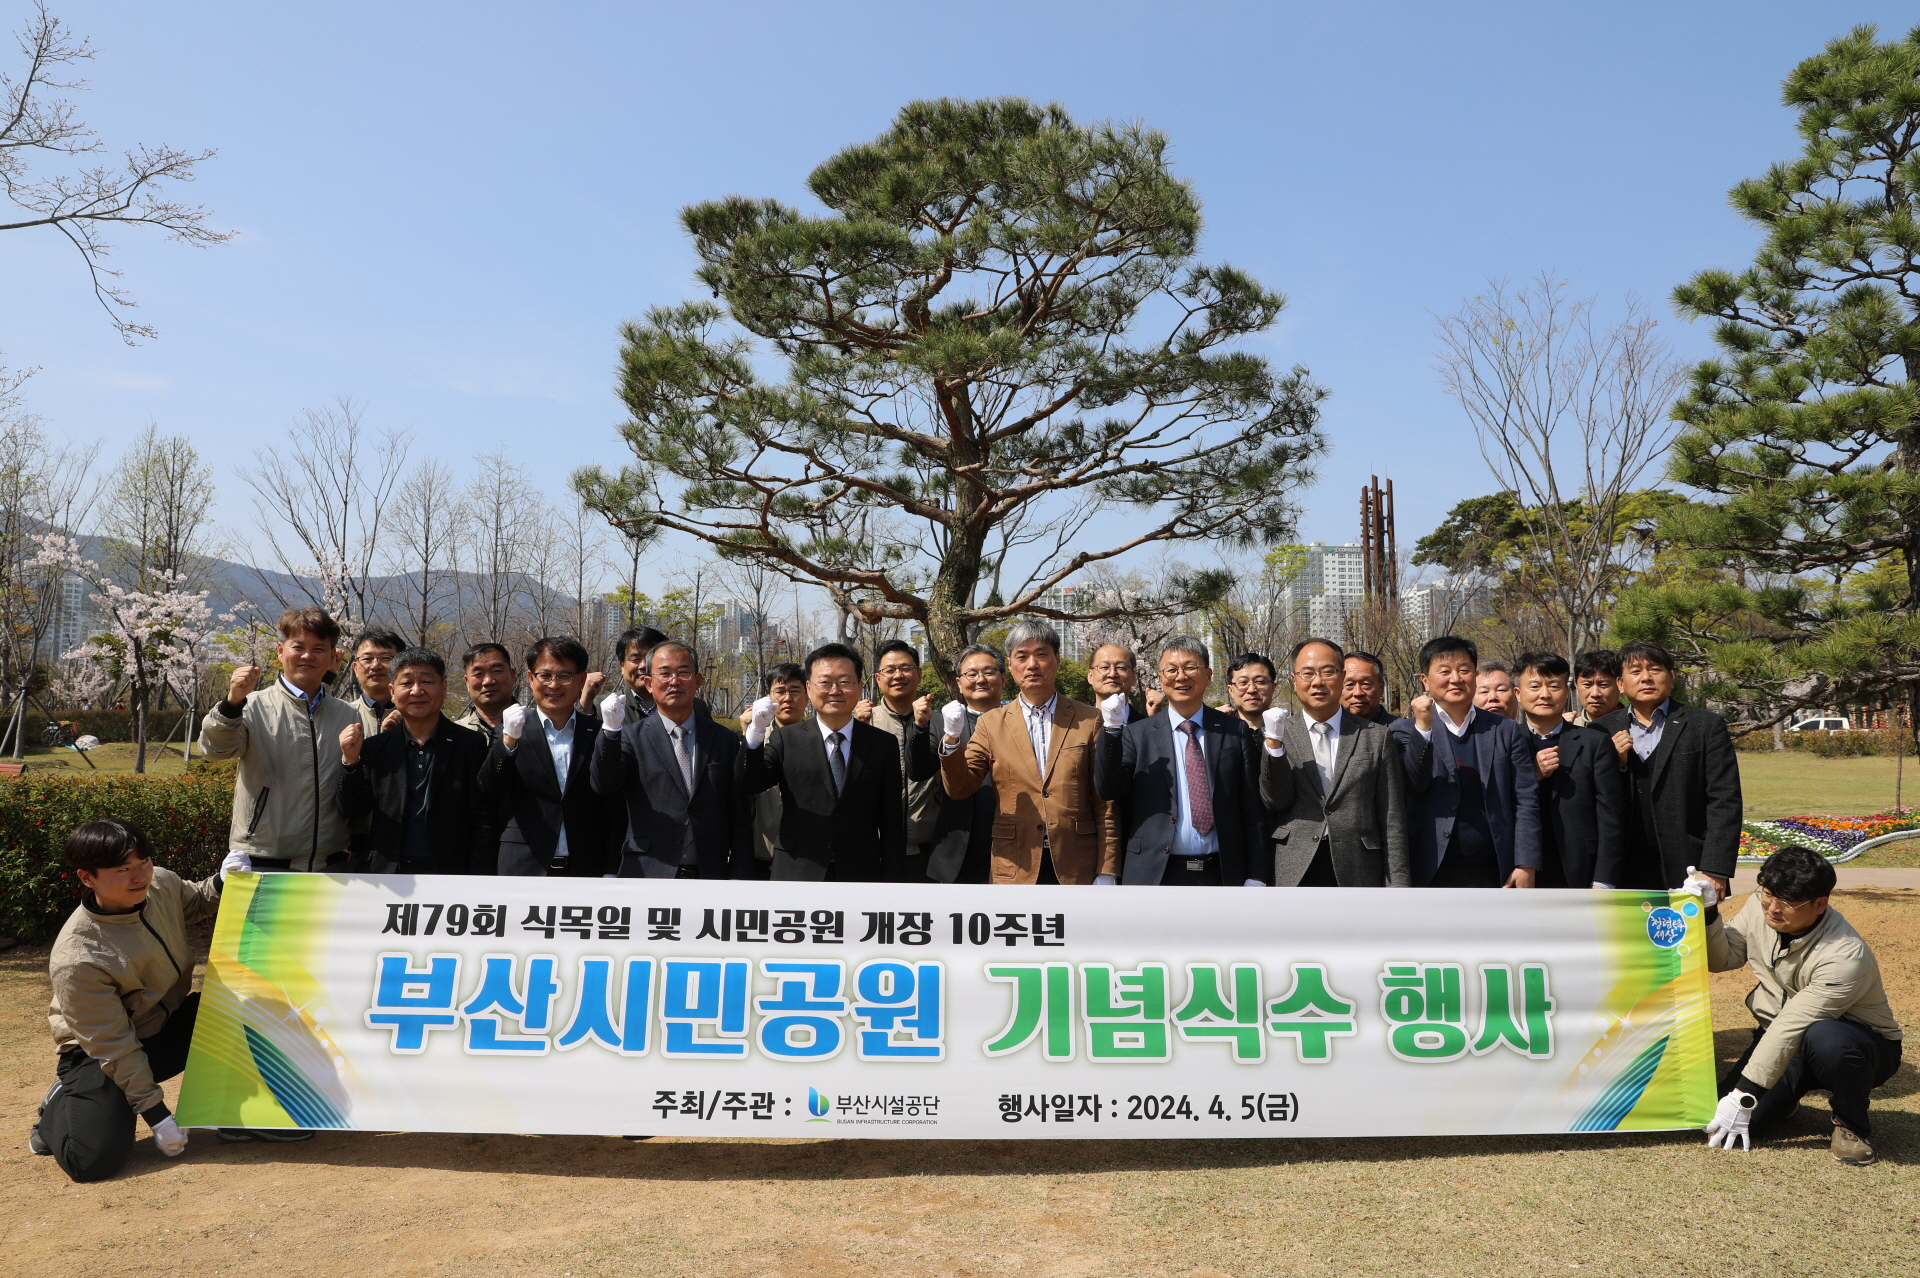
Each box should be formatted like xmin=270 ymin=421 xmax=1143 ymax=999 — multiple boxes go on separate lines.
xmin=1178 ymin=720 xmax=1214 ymax=835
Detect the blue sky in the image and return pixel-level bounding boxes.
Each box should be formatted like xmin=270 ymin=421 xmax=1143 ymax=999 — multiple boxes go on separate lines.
xmin=7 ymin=1 xmax=1912 ymax=593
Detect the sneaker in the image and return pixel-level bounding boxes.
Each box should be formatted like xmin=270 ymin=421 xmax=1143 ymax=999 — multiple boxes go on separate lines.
xmin=28 ymin=1123 xmax=49 ymax=1156
xmin=216 ymin=1128 xmax=316 ymax=1143
xmin=1832 ymin=1125 xmax=1875 ymax=1166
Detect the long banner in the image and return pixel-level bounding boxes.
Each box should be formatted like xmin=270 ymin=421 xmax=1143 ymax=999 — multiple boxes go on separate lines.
xmin=176 ymin=875 xmax=1715 ymax=1139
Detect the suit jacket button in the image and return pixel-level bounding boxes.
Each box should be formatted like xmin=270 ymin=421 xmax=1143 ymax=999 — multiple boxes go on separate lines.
xmin=1041 ymin=789 xmax=1049 ymax=798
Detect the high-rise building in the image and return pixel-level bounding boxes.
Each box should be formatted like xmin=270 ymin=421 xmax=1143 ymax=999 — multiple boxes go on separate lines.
xmin=1278 ymin=542 xmax=1365 ymax=646
xmin=1027 ymin=585 xmax=1092 ymax=661
xmin=47 ymin=573 xmax=98 ymax=658
xmin=1402 ymin=577 xmax=1490 ymax=640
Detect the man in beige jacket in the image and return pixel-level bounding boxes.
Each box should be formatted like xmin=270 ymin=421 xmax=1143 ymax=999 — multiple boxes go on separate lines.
xmin=938 ymin=620 xmax=1119 ymax=885
xmin=197 ymin=606 xmax=360 ymax=873
xmin=1705 ymin=845 xmax=1903 ymax=1165
xmin=32 ymin=821 xmax=254 ymax=1181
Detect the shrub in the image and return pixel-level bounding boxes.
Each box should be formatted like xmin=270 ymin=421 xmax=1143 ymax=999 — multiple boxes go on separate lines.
xmin=14 ymin=709 xmax=202 ymax=747
xmin=1734 ymin=727 xmax=1910 ymax=757
xmin=0 ymin=762 xmax=234 ymax=942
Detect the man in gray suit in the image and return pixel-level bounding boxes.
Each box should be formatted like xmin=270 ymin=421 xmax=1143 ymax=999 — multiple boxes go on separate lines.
xmin=1258 ymin=637 xmax=1410 ymax=887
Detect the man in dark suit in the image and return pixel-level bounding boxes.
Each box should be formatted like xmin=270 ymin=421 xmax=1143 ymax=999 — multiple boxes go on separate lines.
xmin=1260 ymin=637 xmax=1410 ymax=887
xmin=1388 ymin=635 xmax=1542 ymax=888
xmin=1220 ymin=652 xmax=1277 ymax=737
xmin=1515 ymin=651 xmax=1625 ymax=888
xmin=1094 ymin=635 xmax=1265 ymax=886
xmin=338 ymin=648 xmax=495 ymax=874
xmin=590 ymin=641 xmax=750 ymax=879
xmin=1595 ymin=639 xmax=1742 ymax=895
xmin=737 ymin=642 xmax=923 ymax=881
xmin=1341 ymin=651 xmax=1399 ymax=726
xmin=928 ymin=643 xmax=1005 ymax=884
xmin=481 ymin=636 xmax=622 ymax=878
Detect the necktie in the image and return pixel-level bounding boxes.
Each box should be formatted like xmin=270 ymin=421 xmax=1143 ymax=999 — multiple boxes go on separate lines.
xmin=1310 ymin=719 xmax=1334 ymax=790
xmin=672 ymin=724 xmax=696 ymax=795
xmin=1026 ymin=701 xmax=1050 ymax=774
xmin=828 ymin=730 xmax=846 ymax=796
xmin=1177 ymin=720 xmax=1214 ymax=835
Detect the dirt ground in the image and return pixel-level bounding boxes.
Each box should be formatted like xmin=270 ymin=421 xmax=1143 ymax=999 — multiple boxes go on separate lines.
xmin=3 ymin=891 xmax=1916 ymax=1278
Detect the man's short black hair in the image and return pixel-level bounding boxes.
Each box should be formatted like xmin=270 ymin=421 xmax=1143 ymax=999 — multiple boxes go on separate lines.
xmin=765 ymin=662 xmax=806 ymax=690
xmin=527 ymin=635 xmax=590 ymax=673
xmin=66 ymin=819 xmax=155 ymax=874
xmin=615 ymin=626 xmax=668 ymax=663
xmin=1479 ymin=659 xmax=1513 ymax=677
xmin=461 ymin=642 xmax=512 ymax=669
xmin=1574 ymin=648 xmax=1622 ymax=681
xmin=392 ymin=647 xmax=446 ymax=679
xmin=1617 ymin=639 xmax=1677 ymax=674
xmin=1517 ymin=651 xmax=1570 ymax=681
xmin=1289 ymin=636 xmax=1345 ymax=667
xmin=955 ymin=643 xmax=1003 ymax=672
xmin=354 ymin=628 xmax=407 ymax=656
xmin=1228 ymin=652 xmax=1276 ymax=681
xmin=1757 ymin=845 xmax=1837 ymax=903
xmin=1344 ymin=650 xmax=1386 ymax=682
xmin=1418 ymin=635 xmax=1478 ymax=672
xmin=805 ymin=642 xmax=865 ymax=680
xmin=876 ymin=639 xmax=920 ymax=666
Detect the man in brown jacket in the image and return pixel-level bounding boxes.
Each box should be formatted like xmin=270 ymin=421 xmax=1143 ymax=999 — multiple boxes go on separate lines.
xmin=938 ymin=620 xmax=1120 ymax=884
xmin=32 ymin=821 xmax=258 ymax=1181
xmin=1705 ymin=845 xmax=1903 ymax=1165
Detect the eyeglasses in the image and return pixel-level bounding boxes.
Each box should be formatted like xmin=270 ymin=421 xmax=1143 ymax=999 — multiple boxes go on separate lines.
xmin=354 ymin=654 xmax=395 ymax=669
xmin=652 ymin=666 xmax=697 ymax=682
xmin=811 ymin=678 xmax=860 ymax=692
xmin=529 ymin=669 xmax=581 ymax=685
xmin=1228 ymin=676 xmax=1274 ymax=690
xmin=1090 ymin=662 xmax=1134 ymax=675
xmin=959 ymin=669 xmax=1001 ymax=681
xmin=1293 ymin=666 xmax=1342 ymax=682
xmin=1159 ymin=664 xmax=1207 ymax=679
xmin=1758 ymin=889 xmax=1814 ymax=909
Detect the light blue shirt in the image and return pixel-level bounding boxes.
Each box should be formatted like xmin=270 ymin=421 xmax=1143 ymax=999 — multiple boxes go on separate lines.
xmin=541 ymin=709 xmax=576 ymax=861
xmin=278 ymin=675 xmax=324 ymax=714
xmin=1169 ymin=707 xmax=1219 ymax=861
xmin=1629 ymin=698 xmax=1671 ymax=761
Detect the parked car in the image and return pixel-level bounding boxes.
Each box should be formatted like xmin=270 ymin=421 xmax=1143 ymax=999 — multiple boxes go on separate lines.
xmin=1791 ymin=716 xmax=1852 ymax=733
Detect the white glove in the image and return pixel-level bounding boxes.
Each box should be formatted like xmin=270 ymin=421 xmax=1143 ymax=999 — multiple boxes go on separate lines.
xmin=219 ymin=850 xmax=251 ymax=882
xmin=1705 ymin=1089 xmax=1756 ymax=1151
xmin=744 ymin=696 xmax=775 ymax=749
xmin=1262 ymin=707 xmax=1289 ymax=740
xmin=941 ymin=700 xmax=966 ymax=739
xmin=151 ymin=1115 xmax=188 ymax=1157
xmin=599 ymin=692 xmax=626 ymax=731
xmin=1093 ymin=873 xmax=1118 ymax=886
xmin=500 ymin=703 xmax=528 ymax=746
xmin=1098 ymin=693 xmax=1128 ymax=730
xmin=1243 ymin=878 xmax=1266 ymax=887
xmin=1683 ymin=865 xmax=1723 ymax=907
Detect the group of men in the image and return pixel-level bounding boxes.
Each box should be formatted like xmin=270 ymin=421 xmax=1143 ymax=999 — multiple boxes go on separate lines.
xmin=30 ymin=605 xmax=1902 ymax=1177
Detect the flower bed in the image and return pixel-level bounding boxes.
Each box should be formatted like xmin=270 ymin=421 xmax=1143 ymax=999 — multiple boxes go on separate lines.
xmin=1739 ymin=811 xmax=1920 ymax=862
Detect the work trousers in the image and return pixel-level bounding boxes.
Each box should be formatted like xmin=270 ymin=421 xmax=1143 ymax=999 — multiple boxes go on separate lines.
xmin=37 ymin=992 xmax=199 ymax=1183
xmin=1723 ymin=1018 xmax=1903 ymax=1140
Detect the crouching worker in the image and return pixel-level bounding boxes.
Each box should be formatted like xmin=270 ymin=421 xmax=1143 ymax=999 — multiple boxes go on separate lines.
xmin=1705 ymin=846 xmax=1903 ymax=1164
xmin=339 ymin=648 xmax=496 ymax=873
xmin=31 ymin=821 xmax=253 ymax=1181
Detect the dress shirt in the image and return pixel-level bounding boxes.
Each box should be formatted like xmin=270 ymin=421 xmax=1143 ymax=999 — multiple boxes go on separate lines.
xmin=1301 ymin=710 xmax=1341 ymax=789
xmin=1019 ymin=693 xmax=1057 ymax=775
xmin=279 ymin=676 xmax=325 ymax=713
xmin=1415 ymin=702 xmax=1476 ymax=741
xmin=817 ymin=716 xmax=855 ymax=789
xmin=1169 ymin=707 xmax=1220 ymax=861
xmin=1628 ymin=698 xmax=1671 ymax=761
xmin=542 ymin=708 xmax=576 ymax=861
xmin=1529 ymin=720 xmax=1565 ymax=744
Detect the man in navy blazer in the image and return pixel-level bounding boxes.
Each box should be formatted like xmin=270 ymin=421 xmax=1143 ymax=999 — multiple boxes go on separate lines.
xmin=1093 ymin=635 xmax=1265 ymax=886
xmin=1514 ymin=651 xmax=1625 ymax=888
xmin=590 ymin=641 xmax=751 ymax=879
xmin=1388 ymin=636 xmax=1542 ymax=888
xmin=481 ymin=636 xmax=623 ymax=877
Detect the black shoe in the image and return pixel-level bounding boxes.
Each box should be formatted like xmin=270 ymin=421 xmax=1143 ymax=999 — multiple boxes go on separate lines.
xmin=28 ymin=1123 xmax=49 ymax=1155
xmin=217 ymin=1127 xmax=315 ymax=1143
xmin=622 ymin=1135 xmax=653 ymax=1141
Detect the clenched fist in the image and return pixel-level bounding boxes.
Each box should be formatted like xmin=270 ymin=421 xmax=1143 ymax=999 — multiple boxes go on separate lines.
xmin=1410 ymin=694 xmax=1435 ymax=732
xmin=1611 ymin=728 xmax=1632 ymax=765
xmin=853 ymin=698 xmax=875 ymax=724
xmin=228 ymin=665 xmax=262 ymax=705
xmin=582 ymin=670 xmax=607 ymax=702
xmin=339 ymin=722 xmax=365 ymax=766
xmin=1534 ymin=746 xmax=1560 ymax=779
xmin=1144 ymin=687 xmax=1165 ymax=716
xmin=913 ymin=694 xmax=932 ymax=727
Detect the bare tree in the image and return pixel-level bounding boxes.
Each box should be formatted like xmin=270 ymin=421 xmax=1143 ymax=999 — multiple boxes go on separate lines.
xmin=1435 ymin=275 xmax=1686 ymax=656
xmin=238 ymin=398 xmax=408 ymax=631
xmin=717 ymin=551 xmax=789 ymax=695
xmin=97 ymin=424 xmax=217 ymax=594
xmin=461 ymin=448 xmax=540 ymax=647
xmin=382 ymin=458 xmax=463 ymax=650
xmin=1 ymin=4 xmax=231 ymax=340
xmin=550 ymin=495 xmax=609 ymax=652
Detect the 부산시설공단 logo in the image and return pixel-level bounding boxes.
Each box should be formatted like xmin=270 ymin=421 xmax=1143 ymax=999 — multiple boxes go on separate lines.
xmin=807 ymin=1087 xmax=831 ymax=1119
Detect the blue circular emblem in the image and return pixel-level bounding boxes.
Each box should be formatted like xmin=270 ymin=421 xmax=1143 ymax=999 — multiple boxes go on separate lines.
xmin=1681 ymin=900 xmax=1700 ymax=918
xmin=1646 ymin=906 xmax=1687 ymax=948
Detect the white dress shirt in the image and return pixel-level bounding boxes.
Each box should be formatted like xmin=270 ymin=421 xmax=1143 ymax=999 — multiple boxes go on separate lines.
xmin=818 ymin=716 xmax=855 ymax=790
xmin=1415 ymin=702 xmax=1477 ymax=740
xmin=1019 ymin=693 xmax=1057 ymax=775
xmin=541 ymin=708 xmax=576 ymax=861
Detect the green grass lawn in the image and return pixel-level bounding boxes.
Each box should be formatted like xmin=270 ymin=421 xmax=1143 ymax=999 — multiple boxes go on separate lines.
xmin=1738 ymin=752 xmax=1914 ymax=819
xmin=9 ymin=741 xmax=195 ymax=775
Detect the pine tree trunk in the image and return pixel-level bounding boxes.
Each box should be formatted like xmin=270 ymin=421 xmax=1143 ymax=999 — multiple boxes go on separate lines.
xmin=924 ymin=522 xmax=987 ymax=692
